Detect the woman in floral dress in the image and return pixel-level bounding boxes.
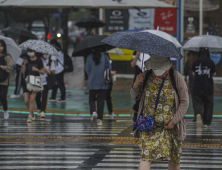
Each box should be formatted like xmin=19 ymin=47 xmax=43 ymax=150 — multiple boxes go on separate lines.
xmin=131 ymin=56 xmax=189 ymax=170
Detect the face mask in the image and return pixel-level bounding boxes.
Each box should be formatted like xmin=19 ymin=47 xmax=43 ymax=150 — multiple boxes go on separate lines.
xmin=27 ymin=52 xmax=35 ymax=57
xmin=0 ymin=47 xmax=3 ymax=53
xmin=153 ymin=70 xmax=166 ymax=76
xmin=43 ymin=54 xmax=50 ymax=58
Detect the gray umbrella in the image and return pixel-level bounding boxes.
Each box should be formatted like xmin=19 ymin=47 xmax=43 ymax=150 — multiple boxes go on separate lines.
xmin=182 ymin=35 xmax=222 ymax=52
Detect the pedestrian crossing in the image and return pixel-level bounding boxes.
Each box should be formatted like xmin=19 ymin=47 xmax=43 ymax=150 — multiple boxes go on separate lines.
xmin=0 ymin=114 xmax=221 ymax=169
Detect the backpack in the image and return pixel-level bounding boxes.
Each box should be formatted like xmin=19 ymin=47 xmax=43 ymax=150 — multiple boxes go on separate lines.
xmin=142 ymin=67 xmax=180 ymax=103
xmin=0 ymin=55 xmax=9 ymax=82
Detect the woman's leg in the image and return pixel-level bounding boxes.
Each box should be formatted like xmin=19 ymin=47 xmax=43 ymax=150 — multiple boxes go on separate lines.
xmin=41 ymin=85 xmax=49 ymax=112
xmin=138 ymin=161 xmax=151 ymax=170
xmin=106 ymin=84 xmax=113 ymax=115
xmin=97 ymin=90 xmax=107 ymax=120
xmin=168 ymin=161 xmax=180 ymax=170
xmin=23 ymin=92 xmax=30 ymax=109
xmin=29 ymin=92 xmax=37 ymax=117
xmin=89 ymin=90 xmax=97 ymax=114
xmin=35 ymin=92 xmax=42 ymax=111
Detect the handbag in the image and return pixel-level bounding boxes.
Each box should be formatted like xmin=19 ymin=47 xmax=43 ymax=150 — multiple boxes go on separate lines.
xmin=25 ymin=75 xmax=43 ymax=92
xmin=133 ymin=76 xmax=166 ymax=132
xmin=46 ymin=73 xmax=60 ymax=89
xmin=104 ymin=56 xmax=112 ymax=84
xmin=46 ymin=59 xmax=60 ymax=89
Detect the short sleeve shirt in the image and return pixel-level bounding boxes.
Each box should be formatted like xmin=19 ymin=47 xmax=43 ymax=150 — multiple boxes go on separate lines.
xmin=192 ymin=58 xmax=216 ymax=95
xmin=24 ymin=57 xmax=44 ymax=78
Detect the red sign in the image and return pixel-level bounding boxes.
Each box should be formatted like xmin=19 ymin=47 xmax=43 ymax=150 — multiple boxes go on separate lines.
xmin=154 ymin=8 xmax=177 ymax=34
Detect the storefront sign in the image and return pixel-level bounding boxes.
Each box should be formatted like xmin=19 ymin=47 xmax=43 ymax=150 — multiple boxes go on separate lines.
xmin=128 ymin=9 xmax=154 ymax=30
xmin=184 ymin=0 xmax=219 ymax=11
xmin=154 ymin=8 xmax=177 ymax=34
xmin=104 ymin=9 xmax=129 ymax=33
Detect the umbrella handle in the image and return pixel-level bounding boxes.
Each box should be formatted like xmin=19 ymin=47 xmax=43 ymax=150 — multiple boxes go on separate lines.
xmin=140 ymin=53 xmax=144 ymax=73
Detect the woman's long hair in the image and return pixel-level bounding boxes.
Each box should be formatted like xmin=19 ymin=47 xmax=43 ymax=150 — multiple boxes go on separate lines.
xmin=0 ymin=40 xmax=7 ymax=55
xmin=92 ymin=48 xmax=101 ymax=65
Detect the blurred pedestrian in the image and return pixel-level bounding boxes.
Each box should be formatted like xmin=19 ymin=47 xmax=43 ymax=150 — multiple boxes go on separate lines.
xmin=192 ymin=47 xmax=216 ymax=128
xmin=131 ymin=55 xmax=189 ymax=170
xmin=85 ymin=48 xmax=111 ymax=126
xmin=184 ymin=51 xmax=198 ymax=121
xmin=36 ymin=53 xmax=55 ymax=118
xmin=49 ymin=39 xmax=66 ymax=102
xmin=0 ymin=39 xmax=13 ymax=119
xmin=22 ymin=48 xmax=44 ymax=123
xmin=106 ymin=58 xmax=116 ymax=118
xmin=131 ymin=51 xmax=142 ymax=122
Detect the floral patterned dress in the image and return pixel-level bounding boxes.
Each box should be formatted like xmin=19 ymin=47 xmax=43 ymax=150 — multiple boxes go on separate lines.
xmin=139 ymin=72 xmax=182 ymax=165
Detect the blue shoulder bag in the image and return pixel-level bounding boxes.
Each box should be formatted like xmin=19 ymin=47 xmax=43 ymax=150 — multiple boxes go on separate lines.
xmin=133 ymin=76 xmax=166 ymax=132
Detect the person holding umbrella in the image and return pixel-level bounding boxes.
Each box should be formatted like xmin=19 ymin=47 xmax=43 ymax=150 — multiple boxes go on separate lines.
xmin=73 ymin=35 xmax=113 ymax=126
xmin=192 ymin=48 xmax=216 ymax=128
xmin=85 ymin=48 xmax=111 ymax=125
xmin=19 ymin=40 xmax=58 ymax=123
xmin=102 ymin=31 xmax=189 ymax=170
xmin=0 ymin=40 xmax=13 ymax=119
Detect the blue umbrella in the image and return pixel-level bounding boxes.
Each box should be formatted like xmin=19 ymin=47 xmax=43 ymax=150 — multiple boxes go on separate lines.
xmin=101 ymin=31 xmax=183 ymax=59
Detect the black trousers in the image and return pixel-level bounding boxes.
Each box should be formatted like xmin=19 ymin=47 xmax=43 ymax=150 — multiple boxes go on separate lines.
xmin=36 ymin=85 xmax=49 ymax=112
xmin=14 ymin=66 xmax=22 ymax=95
xmin=0 ymin=85 xmax=9 ymax=111
xmin=51 ymin=72 xmax=66 ymax=100
xmin=193 ymin=94 xmax=214 ymax=125
xmin=89 ymin=89 xmax=107 ymax=120
xmin=106 ymin=84 xmax=113 ymax=114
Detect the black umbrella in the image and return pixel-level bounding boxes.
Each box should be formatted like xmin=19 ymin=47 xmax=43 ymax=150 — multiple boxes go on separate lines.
xmin=2 ymin=27 xmax=37 ymax=39
xmin=72 ymin=35 xmax=114 ymax=57
xmin=75 ymin=17 xmax=105 ymax=28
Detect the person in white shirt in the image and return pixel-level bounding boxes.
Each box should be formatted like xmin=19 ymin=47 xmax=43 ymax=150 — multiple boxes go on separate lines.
xmin=36 ymin=54 xmax=55 ymax=118
xmin=49 ymin=40 xmax=66 ymax=102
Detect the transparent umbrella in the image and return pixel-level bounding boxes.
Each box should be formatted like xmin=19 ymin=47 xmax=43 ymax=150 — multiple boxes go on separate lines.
xmin=182 ymin=34 xmax=222 ymax=52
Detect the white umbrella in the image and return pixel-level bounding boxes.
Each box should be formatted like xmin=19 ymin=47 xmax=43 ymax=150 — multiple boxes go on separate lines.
xmin=141 ymin=27 xmax=182 ymax=48
xmin=0 ymin=0 xmax=174 ymax=8
xmin=19 ymin=40 xmax=59 ymax=56
xmin=137 ymin=53 xmax=150 ymax=71
xmin=182 ymin=34 xmax=222 ymax=52
xmin=0 ymin=35 xmax=22 ymax=62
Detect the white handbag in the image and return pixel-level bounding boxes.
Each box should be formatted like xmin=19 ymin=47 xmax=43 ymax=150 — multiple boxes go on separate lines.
xmin=25 ymin=75 xmax=43 ymax=92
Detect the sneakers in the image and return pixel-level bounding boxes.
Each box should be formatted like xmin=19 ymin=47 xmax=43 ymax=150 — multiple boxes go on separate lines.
xmin=4 ymin=111 xmax=9 ymax=119
xmin=40 ymin=111 xmax=45 ymax=118
xmin=196 ymin=114 xmax=202 ymax=128
xmin=10 ymin=94 xmax=20 ymax=98
xmin=109 ymin=112 xmax=114 ymax=119
xmin=32 ymin=114 xmax=35 ymax=121
xmin=57 ymin=99 xmax=66 ymax=102
xmin=37 ymin=110 xmax=41 ymax=117
xmin=27 ymin=116 xmax=32 ymax=123
xmin=49 ymin=98 xmax=56 ymax=101
xmin=91 ymin=112 xmax=98 ymax=123
xmin=203 ymin=125 xmax=210 ymax=129
xmin=97 ymin=119 xmax=103 ymax=126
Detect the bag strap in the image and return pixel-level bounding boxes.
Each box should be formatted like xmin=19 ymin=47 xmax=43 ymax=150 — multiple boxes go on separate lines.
xmin=154 ymin=76 xmax=166 ymax=112
xmin=57 ymin=59 xmax=64 ymax=68
xmin=169 ymin=67 xmax=180 ymax=104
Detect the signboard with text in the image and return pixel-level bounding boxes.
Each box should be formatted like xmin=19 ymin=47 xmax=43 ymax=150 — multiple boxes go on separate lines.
xmin=104 ymin=9 xmax=129 ymax=33
xmin=154 ymin=8 xmax=177 ymax=34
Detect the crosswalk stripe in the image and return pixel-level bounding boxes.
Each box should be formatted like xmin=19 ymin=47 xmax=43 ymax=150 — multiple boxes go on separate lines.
xmin=0 ymin=166 xmax=78 ymax=169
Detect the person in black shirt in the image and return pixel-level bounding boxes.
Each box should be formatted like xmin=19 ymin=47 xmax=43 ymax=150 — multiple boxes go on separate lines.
xmin=192 ymin=47 xmax=216 ymax=128
xmin=22 ymin=48 xmax=44 ymax=123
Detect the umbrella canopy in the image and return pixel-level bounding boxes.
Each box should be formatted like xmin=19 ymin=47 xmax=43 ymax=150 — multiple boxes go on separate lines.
xmin=141 ymin=29 xmax=182 ymax=48
xmin=0 ymin=35 xmax=22 ymax=62
xmin=2 ymin=27 xmax=37 ymax=40
xmin=0 ymin=0 xmax=174 ymax=8
xmin=182 ymin=35 xmax=222 ymax=52
xmin=75 ymin=17 xmax=105 ymax=28
xmin=102 ymin=31 xmax=183 ymax=59
xmin=19 ymin=40 xmax=59 ymax=56
xmin=72 ymin=35 xmax=114 ymax=57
